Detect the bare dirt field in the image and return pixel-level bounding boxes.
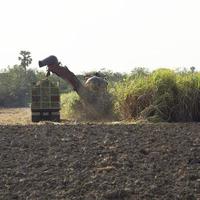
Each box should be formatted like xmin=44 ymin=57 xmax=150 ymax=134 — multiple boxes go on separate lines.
xmin=0 ymin=108 xmax=200 ymax=199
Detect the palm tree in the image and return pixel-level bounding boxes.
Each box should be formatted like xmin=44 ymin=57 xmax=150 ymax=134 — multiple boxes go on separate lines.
xmin=18 ymin=50 xmax=32 ymax=73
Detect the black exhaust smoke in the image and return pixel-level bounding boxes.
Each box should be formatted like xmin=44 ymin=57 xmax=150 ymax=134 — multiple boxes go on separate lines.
xmin=38 ymin=55 xmax=59 ymax=67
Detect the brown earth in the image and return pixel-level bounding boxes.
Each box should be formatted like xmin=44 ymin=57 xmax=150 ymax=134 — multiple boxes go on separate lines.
xmin=0 ymin=109 xmax=200 ymax=199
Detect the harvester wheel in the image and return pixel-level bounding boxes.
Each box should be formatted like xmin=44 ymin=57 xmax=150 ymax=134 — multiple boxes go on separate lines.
xmin=31 ymin=112 xmax=41 ymax=122
xmin=51 ymin=112 xmax=60 ymax=122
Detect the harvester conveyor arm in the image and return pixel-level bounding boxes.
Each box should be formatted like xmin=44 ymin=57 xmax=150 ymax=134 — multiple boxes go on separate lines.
xmin=48 ymin=65 xmax=89 ymax=100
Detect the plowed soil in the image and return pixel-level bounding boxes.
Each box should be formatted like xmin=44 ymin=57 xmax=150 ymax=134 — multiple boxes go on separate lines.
xmin=0 ymin=109 xmax=200 ymax=199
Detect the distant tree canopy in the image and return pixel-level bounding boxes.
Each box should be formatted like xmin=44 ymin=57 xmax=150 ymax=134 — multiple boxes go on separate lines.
xmin=0 ymin=64 xmax=38 ymax=106
xmin=0 ymin=51 xmax=34 ymax=106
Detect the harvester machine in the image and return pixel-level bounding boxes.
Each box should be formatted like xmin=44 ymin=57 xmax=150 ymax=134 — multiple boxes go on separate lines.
xmin=37 ymin=55 xmax=111 ymax=120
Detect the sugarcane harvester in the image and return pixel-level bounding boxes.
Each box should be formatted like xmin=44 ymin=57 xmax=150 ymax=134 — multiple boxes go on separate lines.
xmin=37 ymin=55 xmax=111 ymax=120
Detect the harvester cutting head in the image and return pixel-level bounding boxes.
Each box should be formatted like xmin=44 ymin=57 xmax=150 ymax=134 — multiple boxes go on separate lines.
xmin=85 ymin=76 xmax=108 ymax=93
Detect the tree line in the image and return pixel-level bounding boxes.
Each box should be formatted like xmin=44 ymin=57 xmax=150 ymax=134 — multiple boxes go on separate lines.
xmin=0 ymin=51 xmax=72 ymax=107
xmin=0 ymin=51 xmax=127 ymax=107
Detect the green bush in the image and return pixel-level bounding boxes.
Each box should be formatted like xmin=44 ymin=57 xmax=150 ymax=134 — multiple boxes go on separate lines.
xmin=111 ymin=73 xmax=154 ymax=119
xmin=61 ymin=92 xmax=80 ymax=119
xmin=112 ymin=68 xmax=200 ymax=122
xmin=173 ymin=72 xmax=200 ymax=121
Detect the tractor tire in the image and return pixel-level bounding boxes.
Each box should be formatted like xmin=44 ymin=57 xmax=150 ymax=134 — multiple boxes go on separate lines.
xmin=51 ymin=112 xmax=60 ymax=122
xmin=32 ymin=113 xmax=41 ymax=122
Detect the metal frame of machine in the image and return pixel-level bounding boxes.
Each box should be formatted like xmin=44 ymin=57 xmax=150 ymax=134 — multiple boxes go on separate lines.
xmin=31 ymin=79 xmax=60 ymax=122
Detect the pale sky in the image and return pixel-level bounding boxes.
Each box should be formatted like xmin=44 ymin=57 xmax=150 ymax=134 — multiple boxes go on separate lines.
xmin=0 ymin=0 xmax=200 ymax=74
